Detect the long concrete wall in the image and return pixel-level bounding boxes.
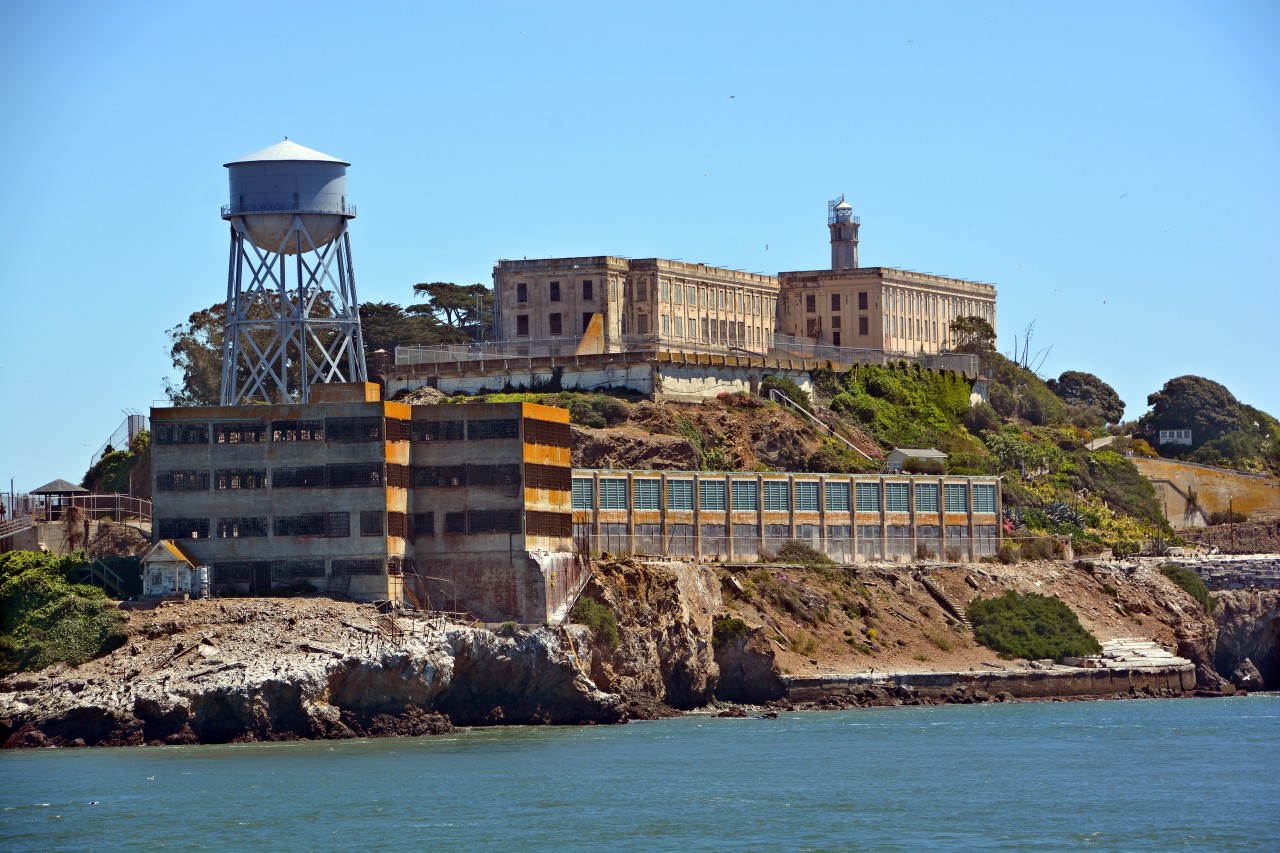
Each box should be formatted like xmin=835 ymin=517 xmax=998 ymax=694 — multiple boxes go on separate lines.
xmin=1131 ymin=457 xmax=1280 ymax=526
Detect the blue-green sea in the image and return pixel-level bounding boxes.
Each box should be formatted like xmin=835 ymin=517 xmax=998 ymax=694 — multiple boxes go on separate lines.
xmin=2 ymin=695 xmax=1278 ymax=852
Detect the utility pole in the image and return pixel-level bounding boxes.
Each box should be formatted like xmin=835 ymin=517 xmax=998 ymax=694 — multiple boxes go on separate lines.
xmin=1229 ymin=495 xmax=1235 ymax=551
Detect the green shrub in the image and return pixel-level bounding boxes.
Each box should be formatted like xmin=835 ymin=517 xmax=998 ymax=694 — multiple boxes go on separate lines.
xmin=1159 ymin=564 xmax=1214 ymax=614
xmin=1207 ymin=510 xmax=1247 ymax=526
xmin=712 ymin=617 xmax=751 ymax=648
xmin=967 ymin=591 xmax=1101 ymax=662
xmin=761 ymin=375 xmax=812 ymax=412
xmin=774 ymin=540 xmax=834 ymax=565
xmin=569 ymin=597 xmax=620 ymax=650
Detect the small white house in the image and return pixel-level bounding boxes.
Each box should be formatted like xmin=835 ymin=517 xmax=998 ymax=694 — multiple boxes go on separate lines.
xmin=142 ymin=540 xmax=206 ymax=598
xmin=1158 ymin=428 xmax=1193 ymax=446
xmin=885 ymin=447 xmax=948 ymax=473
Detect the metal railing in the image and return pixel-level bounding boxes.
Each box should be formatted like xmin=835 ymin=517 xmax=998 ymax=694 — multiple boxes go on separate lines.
xmin=5 ymin=494 xmax=152 ymax=525
xmin=579 ymin=532 xmax=1002 ymax=563
xmin=221 ymin=201 xmax=356 ymax=217
xmin=768 ymin=389 xmax=876 ymax=461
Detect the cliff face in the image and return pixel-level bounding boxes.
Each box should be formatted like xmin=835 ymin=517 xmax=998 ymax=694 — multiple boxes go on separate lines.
xmin=1214 ymin=590 xmax=1280 ymax=690
xmin=0 ymin=599 xmax=621 ymax=748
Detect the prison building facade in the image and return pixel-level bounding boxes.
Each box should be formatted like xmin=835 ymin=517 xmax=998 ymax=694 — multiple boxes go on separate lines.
xmin=150 ymin=386 xmax=581 ymax=623
xmin=570 ymin=469 xmax=1001 ymax=563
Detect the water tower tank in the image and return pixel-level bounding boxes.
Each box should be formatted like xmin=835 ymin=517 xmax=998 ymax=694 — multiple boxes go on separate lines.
xmin=222 ymin=138 xmax=354 ymax=254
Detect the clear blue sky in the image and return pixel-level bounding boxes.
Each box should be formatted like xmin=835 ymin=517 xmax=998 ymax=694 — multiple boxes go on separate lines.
xmin=2 ymin=1 xmax=1277 ymax=493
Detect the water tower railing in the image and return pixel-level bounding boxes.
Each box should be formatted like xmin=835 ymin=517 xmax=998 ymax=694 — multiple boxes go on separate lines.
xmin=221 ymin=201 xmax=357 ymax=217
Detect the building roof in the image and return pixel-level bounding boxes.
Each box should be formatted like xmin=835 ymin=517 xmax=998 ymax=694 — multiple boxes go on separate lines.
xmin=31 ymin=478 xmax=89 ymax=495
xmin=834 ymin=199 xmax=853 ymax=210
xmin=889 ymin=447 xmax=948 ymax=459
xmin=145 ymin=540 xmax=202 ymax=568
xmin=225 ymin=139 xmax=349 ymax=167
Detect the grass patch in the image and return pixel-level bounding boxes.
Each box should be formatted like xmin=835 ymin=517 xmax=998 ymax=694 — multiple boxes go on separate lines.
xmin=922 ymin=629 xmax=954 ymax=653
xmin=774 ymin=540 xmax=834 ymax=566
xmin=569 ymin=596 xmax=620 ymax=650
xmin=1159 ymin=564 xmax=1215 ymax=614
xmin=712 ymin=617 xmax=751 ymax=649
xmin=967 ymin=591 xmax=1101 ymax=662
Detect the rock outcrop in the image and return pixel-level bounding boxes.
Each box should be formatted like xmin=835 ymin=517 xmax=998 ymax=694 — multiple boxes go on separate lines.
xmin=712 ymin=626 xmax=785 ymax=704
xmin=1214 ymin=589 xmax=1280 ymax=691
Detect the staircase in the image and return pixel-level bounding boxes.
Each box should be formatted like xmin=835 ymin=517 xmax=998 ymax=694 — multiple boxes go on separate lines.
xmin=75 ymin=559 xmax=130 ymax=599
xmin=0 ymin=514 xmax=35 ymax=542
xmin=768 ymin=389 xmax=875 ymax=460
xmin=917 ymin=572 xmax=972 ymax=631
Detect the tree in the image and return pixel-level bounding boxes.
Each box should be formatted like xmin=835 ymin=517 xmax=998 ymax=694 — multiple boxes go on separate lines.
xmin=1140 ymin=376 xmax=1243 ymax=449
xmin=1047 ymin=370 xmax=1125 ymax=425
xmin=949 ymin=315 xmax=995 ymax=354
xmin=164 ymin=302 xmax=227 ymax=406
xmin=358 ymin=301 xmax=448 ymax=361
xmin=411 ymin=282 xmax=494 ymax=341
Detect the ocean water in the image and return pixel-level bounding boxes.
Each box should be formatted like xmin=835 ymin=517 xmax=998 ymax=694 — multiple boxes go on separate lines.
xmin=2 ymin=695 xmax=1277 ymax=852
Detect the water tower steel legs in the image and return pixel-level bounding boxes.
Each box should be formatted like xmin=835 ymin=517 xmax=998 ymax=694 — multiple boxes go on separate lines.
xmin=220 ymin=216 xmax=367 ymax=405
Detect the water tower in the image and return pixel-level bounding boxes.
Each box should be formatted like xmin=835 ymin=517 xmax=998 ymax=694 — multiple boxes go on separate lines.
xmin=220 ymin=139 xmax=367 ymax=404
xmin=828 ymin=194 xmax=860 ymax=270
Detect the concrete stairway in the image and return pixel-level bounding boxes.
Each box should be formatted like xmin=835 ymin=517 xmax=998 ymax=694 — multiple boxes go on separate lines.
xmin=917 ymin=573 xmax=972 ymax=631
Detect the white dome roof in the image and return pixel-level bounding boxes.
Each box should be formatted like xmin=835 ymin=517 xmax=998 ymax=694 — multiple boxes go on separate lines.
xmin=225 ymin=139 xmax=349 ymax=167
xmin=834 ymin=199 xmax=853 ymax=210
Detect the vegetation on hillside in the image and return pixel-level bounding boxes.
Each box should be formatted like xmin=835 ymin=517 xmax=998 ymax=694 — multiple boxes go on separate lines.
xmin=569 ymin=597 xmax=620 ymax=650
xmin=1159 ymin=563 xmax=1215 ymax=614
xmin=82 ymin=430 xmax=150 ymax=497
xmin=967 ymin=591 xmax=1101 ymax=662
xmin=1139 ymin=376 xmax=1279 ymax=474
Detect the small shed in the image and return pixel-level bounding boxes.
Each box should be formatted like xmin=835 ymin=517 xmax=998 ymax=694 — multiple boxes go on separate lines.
xmin=885 ymin=447 xmax=948 ymax=473
xmin=30 ymin=478 xmax=89 ymax=521
xmin=142 ymin=540 xmax=206 ymax=598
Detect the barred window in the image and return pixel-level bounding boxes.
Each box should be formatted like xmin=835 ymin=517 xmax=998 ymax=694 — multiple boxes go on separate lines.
xmin=826 ymin=481 xmax=851 ymax=512
xmin=213 ymin=421 xmax=266 ymax=444
xmin=157 ymin=517 xmax=209 ymax=539
xmin=666 ymin=480 xmax=694 ymax=511
xmin=387 ymin=511 xmax=409 ymax=539
xmin=273 ymin=466 xmax=327 ymax=488
xmin=412 ymin=512 xmax=435 ymax=537
xmin=524 ymin=418 xmax=571 ymax=449
xmin=212 ymin=561 xmax=260 ymax=584
xmin=468 ymin=419 xmax=520 ymax=440
xmin=215 ymin=469 xmax=266 ymax=490
xmin=215 ymin=517 xmax=267 ymax=538
xmin=973 ymin=484 xmax=997 ymax=514
xmin=445 ymin=512 xmax=465 ymax=534
xmin=326 ymin=512 xmax=351 ymax=538
xmin=274 ymin=513 xmax=329 ymax=537
xmin=731 ymin=480 xmax=758 ymax=512
xmin=155 ymin=423 xmax=208 ymax=445
xmin=385 ymin=418 xmax=411 ymax=442
xmin=634 ymin=479 xmax=661 ymax=510
xmin=600 ymin=478 xmax=628 ymax=510
xmin=413 ymin=420 xmax=465 ymax=442
xmin=699 ymin=480 xmax=726 ymax=512
xmin=326 ymin=417 xmax=383 ymax=441
xmin=526 ymin=510 xmax=572 ymax=537
xmin=331 ymin=558 xmax=383 ymax=576
xmin=916 ymin=483 xmax=940 ymax=513
xmin=413 ymin=465 xmax=465 ymax=487
xmin=360 ymin=511 xmax=384 ymax=537
xmin=156 ymin=470 xmax=209 ymax=491
xmin=272 ymin=559 xmax=325 ymax=580
xmin=386 ymin=463 xmax=411 ymax=489
xmin=571 ymin=477 xmax=594 ymax=510
xmin=467 ymin=464 xmax=522 ymax=487
xmin=468 ymin=508 xmax=522 ymax=534
xmin=885 ymin=483 xmax=910 ymax=513
xmin=944 ymin=484 xmax=969 ymax=513
xmin=855 ymin=482 xmax=881 ymax=512
xmin=794 ymin=481 xmax=820 ymax=512
xmin=271 ymin=419 xmax=324 ymax=442
xmin=763 ymin=481 xmax=790 ymax=512
xmin=329 ymin=463 xmax=383 ymax=488
xmin=526 ymin=463 xmax=571 ymax=491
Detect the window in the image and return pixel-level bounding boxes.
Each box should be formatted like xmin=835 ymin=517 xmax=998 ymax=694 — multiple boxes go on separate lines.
xmin=525 ymin=462 xmax=571 ymax=491
xmin=216 ymin=517 xmax=267 ymax=539
xmin=719 ymin=320 xmax=728 ymax=341
xmin=826 ymin=481 xmax=850 ymax=512
xmin=326 ymin=417 xmax=382 ymax=441
xmin=155 ymin=423 xmax=208 ymax=445
xmin=674 ymin=284 xmax=683 ymax=304
xmin=855 ymin=482 xmax=880 ymax=512
xmin=156 ymin=470 xmax=208 ymax=491
xmin=832 ymin=332 xmax=841 ymax=346
xmin=699 ymin=480 xmax=726 ymax=511
xmin=831 ymin=293 xmax=840 ymax=311
xmin=794 ymin=481 xmax=819 ymax=512
xmin=666 ymin=480 xmax=694 ymax=510
xmin=600 ymin=478 xmax=628 ymax=510
xmin=718 ymin=290 xmax=725 ymax=309
xmin=674 ymin=316 xmax=683 ymax=337
xmin=413 ymin=420 xmax=464 ymax=442
xmin=157 ymin=517 xmax=209 ymax=539
xmin=330 ymin=558 xmax=381 ymax=577
xmin=886 ymin=483 xmax=909 ymax=513
xmin=516 ymin=282 xmax=527 ymax=303
xmin=636 ymin=280 xmax=648 ymax=300
xmin=523 ymin=418 xmax=571 ymax=448
xmin=527 ymin=510 xmax=572 ymax=537
xmin=215 ymin=469 xmax=265 ymax=490
xmin=328 ymin=463 xmax=383 ymax=488
xmin=272 ymin=466 xmax=327 ymax=488
xmin=660 ymin=280 xmax=669 ymax=301
xmin=388 ymin=512 xmax=409 ymax=539
xmin=916 ymin=483 xmax=940 ymax=513
xmin=516 ymin=315 xmax=529 ymax=336
xmin=445 ymin=512 xmax=466 ymax=534
xmin=763 ymin=481 xmax=790 ymax=512
xmin=661 ymin=315 xmax=670 ymax=336
xmin=582 ymin=280 xmax=593 ymax=300
xmin=385 ymin=418 xmax=411 ymax=442
xmin=701 ymin=318 xmax=709 ymax=340
xmin=858 ymin=291 xmax=868 ymax=310
xmin=411 ymin=512 xmax=435 ymax=538
xmin=637 ymin=314 xmax=649 ymax=335
xmin=360 ymin=511 xmax=384 ymax=537
xmin=831 ymin=315 xmax=841 ymax=328
xmin=807 ymin=318 xmax=821 ymax=337
xmin=213 ymin=421 xmax=266 ymax=443
xmin=549 ymin=313 xmax=562 ymax=336
xmin=944 ymin=484 xmax=969 ymax=513
xmin=272 ymin=513 xmax=342 ymax=537
xmin=466 ymin=464 xmax=521 ymax=488
xmin=609 ymin=281 xmax=617 ymax=300
xmin=731 ymin=480 xmax=758 ymax=511
xmin=859 ymin=316 xmax=869 ymax=336
xmin=806 ymin=294 xmax=816 ymax=313
xmin=634 ymin=479 xmax=660 ymax=510
xmin=549 ymin=281 xmax=560 ymax=301
xmin=468 ymin=508 xmax=521 ymax=534
xmin=973 ymin=484 xmax=997 ymax=514
xmin=413 ymin=465 xmax=466 ymax=487
xmin=271 ymin=420 xmax=323 ymax=441
xmin=580 ymin=312 xmax=593 ymax=333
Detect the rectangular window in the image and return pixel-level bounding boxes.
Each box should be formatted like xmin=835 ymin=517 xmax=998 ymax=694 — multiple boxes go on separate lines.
xmin=581 ymin=312 xmax=594 ymax=333
xmin=610 ymin=281 xmax=617 ymax=300
xmin=445 ymin=512 xmax=466 ymax=534
xmin=973 ymin=484 xmax=997 ymax=514
xmin=826 ymin=481 xmax=850 ymax=512
xmin=661 ymin=315 xmax=670 ymax=336
xmin=701 ymin=318 xmax=709 ymax=340
xmin=468 ymin=508 xmax=521 ymax=534
xmin=718 ymin=290 xmax=725 ymax=309
xmin=413 ymin=465 xmax=466 ymax=487
xmin=806 ymin=294 xmax=816 ymax=313
xmin=583 ymin=280 xmax=593 ymax=300
xmin=831 ymin=293 xmax=840 ymax=311
xmin=549 ymin=281 xmax=560 ymax=301
xmin=674 ymin=316 xmax=684 ymax=337
xmin=859 ymin=316 xmax=869 ymax=336
xmin=272 ymin=513 xmax=337 ymax=537
xmin=527 ymin=511 xmax=572 ymax=538
xmin=807 ymin=318 xmax=821 ymax=337
xmin=413 ymin=420 xmax=464 ymax=442
xmin=886 ymin=482 xmax=910 ymax=513
xmin=794 ymin=481 xmax=819 ymax=512
xmin=156 ymin=470 xmax=209 ymax=491
xmin=699 ymin=480 xmax=726 ymax=512
xmin=412 ymin=513 xmax=435 ymax=537
xmin=325 ymin=417 xmax=382 ymax=442
xmin=157 ymin=517 xmax=209 ymax=539
xmin=637 ymin=314 xmax=649 ymax=335
xmin=636 ymin=280 xmax=648 ymax=300
xmin=216 ymin=517 xmax=267 ymax=539
xmin=832 ymin=332 xmax=841 ymax=346
xmin=272 ymin=466 xmax=327 ymax=488
xmin=154 ymin=423 xmax=208 ymax=445
xmin=858 ymin=291 xmax=868 ymax=310
xmin=633 ymin=479 xmax=660 ymax=510
xmin=326 ymin=512 xmax=350 ymax=538
xmin=855 ymin=482 xmax=881 ymax=512
xmin=271 ymin=419 xmax=324 ymax=442
xmin=328 ymin=463 xmax=383 ymax=488
xmin=944 ymin=484 xmax=969 ymax=513
xmin=516 ymin=282 xmax=528 ymax=303
xmin=516 ymin=315 xmax=529 ymax=336
xmin=212 ymin=421 xmax=266 ymax=444
xmin=763 ymin=481 xmax=790 ymax=512
xmin=659 ymin=280 xmax=669 ymax=301
xmin=731 ymin=480 xmax=758 ymax=511
xmin=916 ymin=483 xmax=940 ymax=513
xmin=387 ymin=512 xmax=409 ymax=539
xmin=467 ymin=418 xmax=520 ymax=440
xmin=360 ymin=511 xmax=384 ymax=537
xmin=831 ymin=315 xmax=841 ymax=328
xmin=600 ymin=478 xmax=628 ymax=510
xmin=666 ymin=480 xmax=693 ymax=510
xmin=385 ymin=418 xmax=411 ymax=442
xmin=215 ymin=469 xmax=266 ymax=490
xmin=549 ymin=313 xmax=562 ymax=336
